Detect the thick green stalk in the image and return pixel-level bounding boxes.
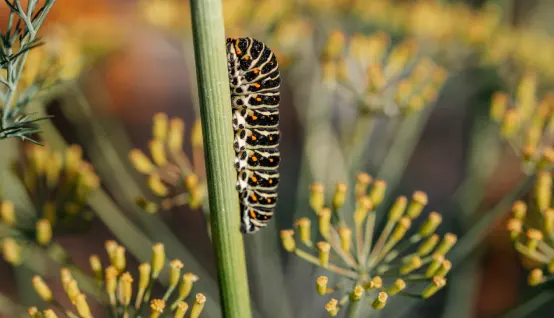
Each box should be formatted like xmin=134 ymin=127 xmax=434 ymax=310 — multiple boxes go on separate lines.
xmin=189 ymin=1 xmax=252 ymax=317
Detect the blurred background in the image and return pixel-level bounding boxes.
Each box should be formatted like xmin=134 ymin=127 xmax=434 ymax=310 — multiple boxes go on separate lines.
xmin=1 ymin=0 xmax=554 ymax=317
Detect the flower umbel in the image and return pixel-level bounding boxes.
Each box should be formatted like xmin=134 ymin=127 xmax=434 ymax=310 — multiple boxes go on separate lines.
xmin=490 ymin=72 xmax=554 ymax=172
xmin=507 ymin=172 xmax=554 ymax=286
xmin=281 ymin=174 xmax=454 ymax=315
xmin=130 ymin=113 xmax=206 ymax=213
xmin=30 ymin=241 xmax=206 ymax=317
xmin=321 ymin=31 xmax=448 ymax=116
xmin=8 ymin=144 xmax=99 ymax=233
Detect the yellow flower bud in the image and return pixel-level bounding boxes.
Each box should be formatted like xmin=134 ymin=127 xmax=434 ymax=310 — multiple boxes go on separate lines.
xmin=388 ymin=196 xmax=407 ymax=222
xmin=148 ymin=173 xmax=169 ymax=197
xmin=190 ymin=293 xmax=206 ymax=318
xmin=372 ymin=292 xmax=388 ymax=310
xmin=316 ymin=276 xmax=328 ymax=295
xmin=425 ymin=253 xmax=445 ymax=277
xmin=400 ymin=256 xmax=423 ymax=275
xmin=43 ymin=309 xmax=58 ymax=318
xmin=338 ymin=227 xmax=352 ymax=252
xmin=369 ymin=180 xmax=387 ymax=206
xmin=149 ymin=140 xmax=167 ymax=166
xmin=318 ymin=208 xmax=331 ymax=238
xmin=353 ymin=196 xmax=373 ymax=226
xmin=168 ymin=118 xmax=185 ymax=153
xmin=36 ymin=219 xmax=52 ymax=246
xmin=65 ymin=279 xmax=81 ymax=303
xmin=317 ymin=241 xmax=331 ymax=268
xmin=179 ymin=272 xmax=199 ymax=300
xmin=191 ymin=120 xmax=203 ymax=148
xmin=295 ymin=218 xmax=311 ymax=245
xmin=174 ymin=301 xmax=189 ymax=318
xmin=406 ymin=191 xmax=428 ymax=219
xmin=89 ymin=255 xmax=103 ymax=282
xmin=150 ymin=299 xmax=165 ymax=318
xmin=332 ymin=183 xmax=348 ymax=210
xmin=325 ymin=298 xmax=339 ymax=316
xmin=169 ymin=259 xmax=184 ymax=288
xmin=387 ymin=279 xmax=406 ymax=296
xmin=529 ymin=268 xmax=544 ymax=286
xmin=526 ymin=229 xmax=543 ymax=252
xmin=350 ymin=285 xmax=364 ymax=301
xmin=152 ymin=243 xmax=165 ymax=279
xmin=512 ymin=201 xmax=527 ymax=220
xmin=120 ymin=272 xmax=134 ymax=306
xmin=435 ymin=233 xmax=457 ymax=255
xmin=280 ymin=229 xmax=296 ymax=252
xmin=32 ymin=276 xmax=52 ymax=302
xmin=391 ymin=217 xmax=411 ymax=241
xmin=422 ymin=276 xmax=446 ymax=298
xmin=2 ymin=238 xmax=21 ymax=265
xmin=418 ymin=212 xmax=442 ymax=236
xmin=417 ymin=234 xmax=440 ymax=256
xmin=28 ymin=307 xmax=41 ymax=318
xmin=501 ymin=109 xmax=520 ymax=137
xmin=435 ymin=260 xmax=452 ymax=278
xmin=153 ymin=113 xmax=169 ymax=141
xmin=536 ymin=172 xmax=552 ymax=212
xmin=355 ymin=173 xmax=372 ymax=198
xmin=129 ymin=149 xmax=155 ymax=174
xmin=0 ymin=201 xmax=15 ymax=226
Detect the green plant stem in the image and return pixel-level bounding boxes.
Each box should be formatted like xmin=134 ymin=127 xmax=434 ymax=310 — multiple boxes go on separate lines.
xmin=190 ymin=1 xmax=252 ymax=317
xmin=449 ymin=175 xmax=534 ymax=265
xmin=498 ymin=290 xmax=554 ymax=318
xmin=374 ymin=111 xmax=429 ymax=226
xmin=345 ymin=299 xmax=361 ymax=318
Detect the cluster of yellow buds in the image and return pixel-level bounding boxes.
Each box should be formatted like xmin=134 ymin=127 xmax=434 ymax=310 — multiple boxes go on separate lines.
xmin=9 ymin=144 xmax=99 ymax=233
xmin=21 ymin=27 xmax=84 ymax=91
xmin=280 ymin=173 xmax=455 ymax=316
xmin=321 ymin=30 xmax=448 ymax=115
xmin=485 ymin=27 xmax=554 ymax=83
xmin=130 ymin=113 xmax=206 ymax=213
xmin=507 ymin=172 xmax=554 ymax=287
xmin=30 ymin=241 xmax=206 ymax=318
xmin=1 ymin=201 xmax=53 ymax=266
xmin=489 ymin=72 xmax=554 ymax=171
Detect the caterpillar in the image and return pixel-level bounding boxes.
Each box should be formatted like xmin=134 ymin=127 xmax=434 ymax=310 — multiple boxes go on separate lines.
xmin=226 ymin=37 xmax=281 ymax=234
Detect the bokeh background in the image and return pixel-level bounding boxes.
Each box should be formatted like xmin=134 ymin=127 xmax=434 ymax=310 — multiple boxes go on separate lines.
xmin=2 ymin=0 xmax=554 ymax=317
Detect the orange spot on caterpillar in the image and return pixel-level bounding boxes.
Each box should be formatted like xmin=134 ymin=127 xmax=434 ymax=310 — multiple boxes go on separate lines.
xmin=251 ymin=115 xmax=258 ymax=120
xmin=251 ymin=156 xmax=258 ymax=162
xmin=243 ymin=55 xmax=250 ymax=60
xmin=269 ymin=136 xmax=273 ymax=141
xmin=253 ymin=68 xmax=260 ymax=74
xmin=251 ymin=194 xmax=258 ymax=201
xmin=253 ymin=83 xmax=261 ymax=88
xmin=251 ymin=176 xmax=258 ymax=182
xmin=266 ymin=198 xmax=272 ymax=203
xmin=249 ymin=210 xmax=256 ymax=218
xmin=269 ymin=179 xmax=273 ymax=184
xmin=269 ymin=158 xmax=274 ymax=162
xmin=234 ymin=39 xmax=242 ymax=54
xmin=256 ymin=97 xmax=262 ymax=102
xmin=251 ymin=135 xmax=257 ymax=141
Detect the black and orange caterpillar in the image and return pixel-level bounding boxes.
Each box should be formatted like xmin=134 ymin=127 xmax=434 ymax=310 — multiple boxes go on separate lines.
xmin=226 ymin=37 xmax=281 ymax=234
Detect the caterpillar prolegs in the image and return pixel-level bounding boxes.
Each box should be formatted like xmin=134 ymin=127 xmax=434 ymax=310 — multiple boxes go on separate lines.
xmin=226 ymin=37 xmax=281 ymax=234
